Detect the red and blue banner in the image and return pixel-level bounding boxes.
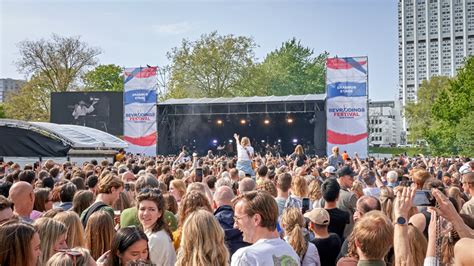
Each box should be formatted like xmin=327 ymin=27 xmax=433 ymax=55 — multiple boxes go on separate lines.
xmin=123 ymin=67 xmax=157 ymax=156
xmin=326 ymin=57 xmax=368 ymax=158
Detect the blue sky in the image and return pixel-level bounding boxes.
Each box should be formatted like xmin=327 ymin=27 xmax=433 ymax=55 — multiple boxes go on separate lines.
xmin=0 ymin=0 xmax=398 ymax=100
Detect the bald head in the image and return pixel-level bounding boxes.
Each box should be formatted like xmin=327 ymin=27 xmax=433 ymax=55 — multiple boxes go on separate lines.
xmin=8 ymin=181 xmax=34 ymax=216
xmin=9 ymin=181 xmax=33 ymax=202
xmin=354 ymin=195 xmax=381 ymax=222
xmin=213 ymin=186 xmax=234 ymax=207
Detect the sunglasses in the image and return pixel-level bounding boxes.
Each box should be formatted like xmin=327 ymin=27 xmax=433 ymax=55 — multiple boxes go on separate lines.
xmin=56 ymin=249 xmax=82 ymax=266
xmin=139 ymin=187 xmax=162 ymax=195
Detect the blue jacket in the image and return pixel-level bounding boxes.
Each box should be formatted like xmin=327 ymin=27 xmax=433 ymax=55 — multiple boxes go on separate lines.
xmin=214 ymin=205 xmax=250 ymax=257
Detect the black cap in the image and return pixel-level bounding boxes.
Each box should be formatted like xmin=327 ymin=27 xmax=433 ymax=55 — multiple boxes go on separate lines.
xmin=337 ymin=166 xmax=356 ymax=178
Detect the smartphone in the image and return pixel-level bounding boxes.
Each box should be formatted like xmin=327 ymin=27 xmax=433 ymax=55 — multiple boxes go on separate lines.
xmin=413 ymin=190 xmax=436 ymax=206
xmin=302 ymin=198 xmax=310 ymax=214
xmin=195 ymin=168 xmax=203 ymax=182
xmin=124 ymin=183 xmax=130 ymax=192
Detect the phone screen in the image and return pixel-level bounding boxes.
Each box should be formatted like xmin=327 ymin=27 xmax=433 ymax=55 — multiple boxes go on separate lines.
xmin=413 ymin=190 xmax=436 ymax=206
xmin=302 ymin=198 xmax=310 ymax=214
xmin=195 ymin=168 xmax=203 ymax=182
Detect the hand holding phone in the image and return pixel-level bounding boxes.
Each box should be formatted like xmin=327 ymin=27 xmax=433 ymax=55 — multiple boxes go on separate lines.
xmin=302 ymin=198 xmax=310 ymax=214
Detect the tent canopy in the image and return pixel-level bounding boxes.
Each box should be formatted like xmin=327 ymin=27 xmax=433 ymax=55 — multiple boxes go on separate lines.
xmin=0 ymin=119 xmax=127 ymax=157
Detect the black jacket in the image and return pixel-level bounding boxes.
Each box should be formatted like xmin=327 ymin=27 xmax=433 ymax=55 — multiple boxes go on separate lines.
xmin=214 ymin=205 xmax=250 ymax=257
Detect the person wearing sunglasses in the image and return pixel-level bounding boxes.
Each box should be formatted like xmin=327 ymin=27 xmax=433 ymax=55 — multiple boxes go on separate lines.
xmin=46 ymin=247 xmax=96 ymax=266
xmin=137 ymin=188 xmax=176 ymax=266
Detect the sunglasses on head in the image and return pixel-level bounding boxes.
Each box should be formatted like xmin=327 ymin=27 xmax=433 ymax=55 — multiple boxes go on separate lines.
xmin=139 ymin=187 xmax=162 ymax=195
xmin=56 ymin=249 xmax=82 ymax=266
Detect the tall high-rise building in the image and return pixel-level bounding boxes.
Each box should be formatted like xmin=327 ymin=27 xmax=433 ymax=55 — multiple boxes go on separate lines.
xmin=0 ymin=78 xmax=25 ymax=103
xmin=398 ymin=0 xmax=474 ymax=108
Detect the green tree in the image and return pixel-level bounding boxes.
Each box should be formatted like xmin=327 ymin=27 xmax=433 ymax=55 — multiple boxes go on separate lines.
xmin=405 ymin=76 xmax=450 ymax=144
xmin=0 ymin=103 xmax=6 ymax=118
xmin=82 ymin=64 xmax=123 ymax=91
xmin=3 ymin=73 xmax=53 ymax=121
xmin=247 ymin=38 xmax=328 ymax=96
xmin=16 ymin=34 xmax=101 ymax=92
xmin=166 ymin=31 xmax=257 ymax=98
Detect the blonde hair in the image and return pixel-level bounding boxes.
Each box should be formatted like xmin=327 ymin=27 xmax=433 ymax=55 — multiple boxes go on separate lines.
xmin=46 ymin=247 xmax=93 ymax=266
xmin=412 ymin=170 xmax=431 ymax=189
xmin=0 ymin=223 xmax=37 ymax=266
xmin=294 ymin=145 xmax=304 ymax=156
xmin=240 ymin=137 xmax=250 ymax=147
xmin=54 ymin=211 xmax=85 ymax=248
xmin=379 ymin=186 xmax=394 ymax=219
xmin=408 ymin=224 xmax=427 ymax=266
xmin=331 ymin=146 xmax=339 ymax=155
xmin=176 ymin=210 xmax=229 ymax=266
xmin=34 ymin=217 xmax=68 ymax=265
xmin=84 ymin=211 xmax=115 ymax=260
xmin=281 ymin=208 xmax=307 ymax=259
xmin=351 ymin=180 xmax=364 ymax=199
xmin=291 ymin=175 xmax=308 ymax=197
xmin=178 ymin=190 xmax=212 ymax=227
xmin=170 ymin=179 xmax=187 ymax=199
xmin=352 ymin=211 xmax=393 ymax=260
xmin=308 ymin=180 xmax=322 ymax=202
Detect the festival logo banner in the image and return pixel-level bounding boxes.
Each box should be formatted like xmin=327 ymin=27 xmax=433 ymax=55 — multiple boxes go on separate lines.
xmin=123 ymin=67 xmax=157 ymax=156
xmin=326 ymin=57 xmax=368 ymax=158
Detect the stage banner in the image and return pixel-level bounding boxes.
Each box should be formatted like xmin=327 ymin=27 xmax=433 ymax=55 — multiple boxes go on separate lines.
xmin=123 ymin=67 xmax=157 ymax=156
xmin=326 ymin=57 xmax=368 ymax=158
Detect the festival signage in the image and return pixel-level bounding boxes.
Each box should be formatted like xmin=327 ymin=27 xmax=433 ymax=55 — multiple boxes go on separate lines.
xmin=123 ymin=67 xmax=157 ymax=156
xmin=326 ymin=57 xmax=368 ymax=158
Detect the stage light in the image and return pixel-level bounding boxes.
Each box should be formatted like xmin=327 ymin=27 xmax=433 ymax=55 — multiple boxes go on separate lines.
xmin=261 ymin=140 xmax=265 ymax=143
xmin=264 ymin=119 xmax=270 ymax=125
xmin=240 ymin=119 xmax=246 ymax=125
xmin=212 ymin=139 xmax=218 ymax=144
xmin=287 ymin=118 xmax=294 ymax=123
xmin=217 ymin=119 xmax=223 ymax=125
xmin=278 ymin=139 xmax=281 ymax=143
xmin=229 ymin=139 xmax=233 ymax=143
xmin=292 ymin=138 xmax=298 ymax=143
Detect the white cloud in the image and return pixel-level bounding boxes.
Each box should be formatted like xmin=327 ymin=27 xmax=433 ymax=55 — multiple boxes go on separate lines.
xmin=152 ymin=22 xmax=193 ymax=35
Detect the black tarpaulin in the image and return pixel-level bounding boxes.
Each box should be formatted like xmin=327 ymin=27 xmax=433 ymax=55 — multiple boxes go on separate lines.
xmin=0 ymin=126 xmax=70 ymax=157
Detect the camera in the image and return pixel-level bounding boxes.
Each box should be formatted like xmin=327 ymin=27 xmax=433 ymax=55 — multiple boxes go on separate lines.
xmin=413 ymin=190 xmax=436 ymax=206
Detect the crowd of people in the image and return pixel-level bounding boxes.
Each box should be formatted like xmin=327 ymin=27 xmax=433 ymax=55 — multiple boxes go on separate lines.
xmin=0 ymin=135 xmax=473 ymax=266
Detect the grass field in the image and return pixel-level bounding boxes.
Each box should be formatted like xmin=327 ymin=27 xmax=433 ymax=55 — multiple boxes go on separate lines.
xmin=368 ymin=146 xmax=430 ymax=157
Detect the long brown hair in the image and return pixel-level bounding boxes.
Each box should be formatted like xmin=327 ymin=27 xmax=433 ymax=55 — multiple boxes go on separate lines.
xmin=55 ymin=211 xmax=86 ymax=248
xmin=33 ymin=188 xmax=51 ymax=212
xmin=0 ymin=223 xmax=38 ymax=266
xmin=71 ymin=190 xmax=94 ymax=216
xmin=178 ymin=190 xmax=212 ymax=227
xmin=85 ymin=211 xmax=115 ymax=260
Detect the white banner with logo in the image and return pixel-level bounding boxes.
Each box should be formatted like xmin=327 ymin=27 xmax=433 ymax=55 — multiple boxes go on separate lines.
xmin=123 ymin=67 xmax=157 ymax=156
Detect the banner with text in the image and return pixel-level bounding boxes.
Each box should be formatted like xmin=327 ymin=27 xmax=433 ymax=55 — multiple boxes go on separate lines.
xmin=123 ymin=67 xmax=157 ymax=156
xmin=326 ymin=57 xmax=368 ymax=158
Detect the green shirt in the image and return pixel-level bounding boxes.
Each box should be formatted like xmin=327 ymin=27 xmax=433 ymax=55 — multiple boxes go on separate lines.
xmin=120 ymin=207 xmax=178 ymax=232
xmin=79 ymin=201 xmax=115 ymax=224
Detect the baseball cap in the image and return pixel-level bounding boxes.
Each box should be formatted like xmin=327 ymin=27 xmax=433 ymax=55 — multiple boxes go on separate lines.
xmin=322 ymin=166 xmax=336 ymax=174
xmin=304 ymin=208 xmax=330 ymax=225
xmin=337 ymin=166 xmax=356 ymax=178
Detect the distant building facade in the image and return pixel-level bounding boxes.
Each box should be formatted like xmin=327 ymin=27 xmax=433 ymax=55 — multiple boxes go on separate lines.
xmin=398 ymin=0 xmax=474 ymax=130
xmin=0 ymin=78 xmax=24 ymax=103
xmin=368 ymin=100 xmax=404 ymax=147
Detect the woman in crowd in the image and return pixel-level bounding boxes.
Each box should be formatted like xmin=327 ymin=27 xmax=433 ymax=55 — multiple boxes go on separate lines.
xmin=32 ymin=187 xmax=53 ymax=220
xmin=173 ymin=190 xmax=213 ymax=250
xmin=290 ymin=145 xmax=308 ymax=168
xmin=105 ymin=227 xmax=150 ymax=266
xmin=233 ymin=133 xmax=255 ymax=177
xmin=46 ymin=247 xmax=95 ymax=266
xmin=85 ymin=210 xmax=116 ymax=260
xmin=286 ymin=175 xmax=309 ymax=210
xmin=71 ymin=190 xmax=94 ymax=216
xmin=169 ymin=179 xmax=186 ymax=205
xmin=137 ymin=188 xmax=176 ymax=265
xmin=176 ymin=209 xmax=229 ymax=266
xmin=351 ymin=180 xmax=364 ymax=199
xmin=55 ymin=210 xmax=86 ymax=248
xmin=327 ymin=146 xmax=343 ymax=169
xmin=308 ymin=180 xmax=322 ymax=209
xmin=379 ymin=186 xmax=394 ymax=220
xmin=0 ymin=222 xmax=41 ymax=266
xmin=281 ymin=208 xmax=320 ymax=266
xmin=34 ymin=217 xmax=69 ymax=265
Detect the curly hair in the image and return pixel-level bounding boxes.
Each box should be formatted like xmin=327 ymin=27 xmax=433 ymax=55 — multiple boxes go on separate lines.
xmin=178 ymin=190 xmax=212 ymax=227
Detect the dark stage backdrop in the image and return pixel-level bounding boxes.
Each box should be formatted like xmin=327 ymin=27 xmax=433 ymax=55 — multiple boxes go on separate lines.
xmin=51 ymin=92 xmax=123 ymax=135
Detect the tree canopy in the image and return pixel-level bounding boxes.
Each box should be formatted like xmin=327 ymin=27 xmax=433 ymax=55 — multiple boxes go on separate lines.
xmin=82 ymin=64 xmax=123 ymax=91
xmin=405 ymin=56 xmax=474 ymax=156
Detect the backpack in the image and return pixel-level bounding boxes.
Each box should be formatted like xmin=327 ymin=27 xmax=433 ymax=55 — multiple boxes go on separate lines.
xmin=80 ymin=201 xmax=108 ymax=228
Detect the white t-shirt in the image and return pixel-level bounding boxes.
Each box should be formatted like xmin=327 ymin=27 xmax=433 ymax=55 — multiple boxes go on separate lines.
xmin=363 ymin=187 xmax=381 ymax=198
xmin=231 ymin=238 xmax=300 ymax=266
xmin=145 ymin=229 xmax=177 ymax=266
xmin=237 ymin=144 xmax=254 ymax=161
